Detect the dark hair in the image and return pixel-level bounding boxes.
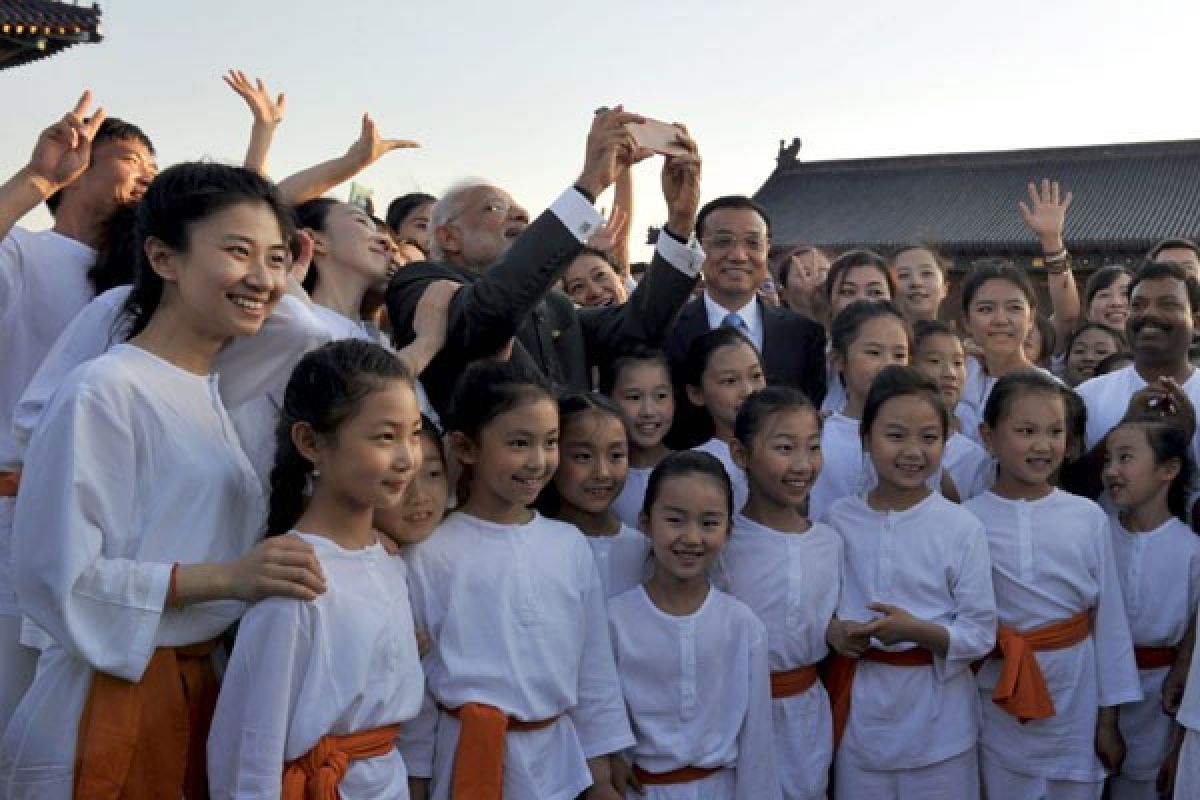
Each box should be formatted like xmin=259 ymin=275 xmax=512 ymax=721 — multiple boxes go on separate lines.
xmin=88 ymin=202 xmax=140 ymax=295
xmin=912 ymin=318 xmax=959 ymax=353
xmin=1109 ymin=416 xmax=1193 ymax=521
xmin=860 ymin=365 xmax=948 ymax=440
xmin=1083 ymin=265 xmax=1132 ymax=310
xmin=445 ymin=360 xmax=555 ymax=442
xmin=602 ymin=346 xmax=671 ymax=396
xmin=1147 ymin=238 xmax=1200 ymax=264
xmin=671 ymin=328 xmax=763 ymax=449
xmin=385 ymin=192 xmax=436 ymax=234
xmin=889 ymin=243 xmax=948 ymax=275
xmin=680 ymin=327 xmax=763 ymax=390
xmin=1096 ymin=351 xmax=1134 ymax=376
xmin=1059 ymin=384 xmax=1087 ymax=455
xmin=1029 ymin=314 xmax=1057 ymax=366
xmin=824 ymin=249 xmax=896 ymax=303
xmin=641 ymin=450 xmax=733 ymax=522
xmin=960 ymin=258 xmax=1039 ymax=315
xmin=733 ymin=386 xmax=818 ymax=449
xmin=569 ymin=245 xmax=625 ymax=276
xmin=293 ymin=197 xmax=341 ymax=293
xmin=537 ymin=392 xmax=630 ymax=516
xmin=695 ymin=195 xmax=771 ymax=241
xmin=267 ymin=340 xmax=413 ymax=534
xmin=118 ymin=162 xmax=294 ymax=339
xmin=418 ymin=413 xmax=445 ymax=457
xmin=981 ymin=370 xmax=1064 ymax=429
xmin=1129 ymin=261 xmax=1200 ymax=312
xmin=1065 ymin=322 xmax=1129 ymax=356
xmin=46 ymin=117 xmax=155 ymax=213
xmin=830 ymin=298 xmax=909 ymax=356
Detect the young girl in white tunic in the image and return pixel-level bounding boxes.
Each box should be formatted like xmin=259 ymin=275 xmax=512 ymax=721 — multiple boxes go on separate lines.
xmin=208 ymin=339 xmax=427 ymax=799
xmin=541 ymin=392 xmax=648 ymax=598
xmin=808 ymin=299 xmax=911 ymax=521
xmin=374 ymin=416 xmax=451 ymax=554
xmin=402 ymin=361 xmax=634 ymax=800
xmin=724 ymin=387 xmax=840 ymax=800
xmin=1102 ymin=417 xmax=1200 ymax=800
xmin=605 ymin=348 xmax=675 ymax=528
xmin=681 ymin=327 xmax=767 ymax=514
xmin=607 ymin=450 xmax=780 ymax=799
xmin=965 ymin=371 xmax=1141 ymax=800
xmin=0 ymin=163 xmax=328 ymax=800
xmin=825 ymin=366 xmax=996 ymax=799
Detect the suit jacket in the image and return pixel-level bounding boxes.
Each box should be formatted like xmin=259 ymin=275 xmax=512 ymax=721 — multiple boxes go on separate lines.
xmin=386 ymin=207 xmax=697 ymax=416
xmin=664 ymin=295 xmax=827 ymax=406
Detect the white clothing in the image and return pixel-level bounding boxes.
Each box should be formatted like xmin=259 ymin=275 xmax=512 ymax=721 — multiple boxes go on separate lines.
xmin=834 ymin=744 xmax=979 ymax=800
xmin=612 ymin=465 xmax=651 ymax=528
xmin=980 ymin=749 xmax=1103 ymax=800
xmin=703 ymin=291 xmax=763 ymax=353
xmin=1176 ymin=728 xmax=1200 ymax=800
xmin=208 ymin=533 xmax=424 ymax=800
xmin=1077 ymin=365 xmax=1200 ymax=467
xmin=607 ymin=586 xmax=781 ymax=800
xmin=807 ymin=411 xmax=865 ymax=523
xmin=693 ymin=438 xmax=748 ymax=515
xmin=942 ymin=431 xmax=994 ymax=501
xmin=961 ymin=357 xmax=1060 ymax=444
xmin=964 ymin=490 xmax=1141 ymax=783
xmin=309 ymin=303 xmax=385 ymax=343
xmin=829 ymin=492 xmax=996 ymax=769
xmin=403 ymin=511 xmax=634 ymax=799
xmin=956 ymin=399 xmax=982 ymax=444
xmin=0 ymin=344 xmax=265 ymax=797
xmin=723 ymin=514 xmax=841 ymax=800
xmin=820 ymin=360 xmax=845 ymax=414
xmin=1110 ymin=515 xmax=1200 ymax=782
xmin=582 ymin=523 xmax=649 ymax=599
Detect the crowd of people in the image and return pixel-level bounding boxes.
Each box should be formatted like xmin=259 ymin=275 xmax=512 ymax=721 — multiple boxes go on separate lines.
xmin=2 ymin=73 xmax=1200 ymax=799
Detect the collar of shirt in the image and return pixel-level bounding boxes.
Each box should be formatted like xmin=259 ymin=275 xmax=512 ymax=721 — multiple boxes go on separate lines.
xmin=703 ymin=292 xmax=763 ymax=351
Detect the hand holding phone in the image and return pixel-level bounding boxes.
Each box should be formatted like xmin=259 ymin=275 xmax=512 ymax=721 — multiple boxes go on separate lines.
xmin=624 ymin=119 xmax=690 ymax=158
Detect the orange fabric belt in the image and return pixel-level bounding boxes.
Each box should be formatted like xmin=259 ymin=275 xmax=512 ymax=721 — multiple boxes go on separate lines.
xmin=440 ymin=702 xmax=561 ymax=800
xmin=770 ymin=664 xmax=820 ymax=699
xmin=632 ymin=764 xmax=721 ymax=785
xmin=1135 ymin=645 xmax=1178 ymax=671
xmin=985 ymin=609 xmax=1091 ymax=723
xmin=0 ymin=471 xmax=19 ymax=498
xmin=281 ymin=723 xmax=401 ymax=800
xmin=73 ymin=638 xmax=219 ymax=800
xmin=826 ymin=647 xmax=934 ymax=747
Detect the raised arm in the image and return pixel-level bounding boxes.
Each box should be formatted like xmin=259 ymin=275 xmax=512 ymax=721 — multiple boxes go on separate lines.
xmin=276 ymin=113 xmax=419 ymax=206
xmin=0 ymin=91 xmax=105 ymax=242
xmin=223 ymin=69 xmax=286 ymax=177
xmin=1019 ymin=179 xmax=1080 ymax=352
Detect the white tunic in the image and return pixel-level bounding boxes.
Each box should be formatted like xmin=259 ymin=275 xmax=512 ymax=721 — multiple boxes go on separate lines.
xmin=723 ymin=514 xmax=841 ymax=800
xmin=820 ymin=361 xmax=845 ymax=414
xmin=402 ymin=511 xmax=634 ymax=800
xmin=1077 ymin=365 xmax=1200 ymax=467
xmin=941 ymin=431 xmax=993 ymax=501
xmin=694 ymin=438 xmax=748 ymax=514
xmin=582 ymin=523 xmax=649 ymax=599
xmin=607 ymin=586 xmax=781 ymax=800
xmin=208 ymin=533 xmax=424 ymax=799
xmin=1109 ymin=515 xmax=1200 ymax=781
xmin=0 ymin=344 xmax=265 ymax=797
xmin=829 ymin=492 xmax=996 ymax=769
xmin=963 ymin=490 xmax=1142 ymax=782
xmin=808 ymin=411 xmax=865 ymax=523
xmin=611 ymin=465 xmax=651 ymax=528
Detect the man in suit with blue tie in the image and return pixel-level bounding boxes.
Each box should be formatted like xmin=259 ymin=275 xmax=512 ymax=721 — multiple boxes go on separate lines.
xmin=664 ymin=195 xmax=827 ymax=405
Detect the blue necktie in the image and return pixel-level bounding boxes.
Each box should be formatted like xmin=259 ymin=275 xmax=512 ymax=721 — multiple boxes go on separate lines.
xmin=721 ymin=312 xmax=748 ymax=334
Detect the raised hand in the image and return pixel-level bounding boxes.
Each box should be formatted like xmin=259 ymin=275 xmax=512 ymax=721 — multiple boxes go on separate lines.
xmin=345 ymin=113 xmax=420 ymax=171
xmin=26 ymin=90 xmax=106 ymax=193
xmin=223 ymin=69 xmax=286 ymax=129
xmin=576 ymin=105 xmax=645 ymax=199
xmin=1128 ymin=376 xmax=1198 ymax=440
xmin=587 ymin=205 xmax=628 ymax=254
xmin=661 ymin=123 xmax=702 ymax=238
xmin=1018 ymin=179 xmax=1072 ymax=254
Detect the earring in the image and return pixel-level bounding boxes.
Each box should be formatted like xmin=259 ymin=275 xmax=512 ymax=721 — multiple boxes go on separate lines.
xmin=304 ymin=468 xmax=320 ymax=497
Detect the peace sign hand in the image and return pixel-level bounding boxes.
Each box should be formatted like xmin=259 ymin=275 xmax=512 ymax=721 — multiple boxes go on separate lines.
xmin=27 ymin=91 xmax=106 ymax=194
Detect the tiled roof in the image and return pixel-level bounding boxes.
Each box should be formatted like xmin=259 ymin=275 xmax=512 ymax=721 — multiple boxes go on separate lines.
xmin=754 ymin=138 xmax=1200 ymax=254
xmin=0 ymin=1 xmax=102 ymax=70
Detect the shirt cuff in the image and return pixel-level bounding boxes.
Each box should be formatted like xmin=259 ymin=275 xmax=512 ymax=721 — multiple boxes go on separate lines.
xmin=654 ymin=229 xmax=705 ymax=278
xmin=550 ymin=187 xmax=605 ymax=244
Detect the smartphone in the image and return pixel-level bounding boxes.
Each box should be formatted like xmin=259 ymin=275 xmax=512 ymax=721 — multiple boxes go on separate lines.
xmin=625 ymin=119 xmax=690 ymax=157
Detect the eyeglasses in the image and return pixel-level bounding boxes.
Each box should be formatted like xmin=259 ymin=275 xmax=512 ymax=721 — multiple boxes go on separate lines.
xmin=703 ymin=233 xmax=768 ymax=253
xmin=445 ymin=196 xmax=514 ymax=226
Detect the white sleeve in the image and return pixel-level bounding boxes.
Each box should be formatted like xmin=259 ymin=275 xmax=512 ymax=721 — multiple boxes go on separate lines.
xmin=938 ymin=523 xmax=998 ymax=681
xmin=395 ymin=549 xmax=439 ymax=776
xmin=1093 ymin=509 xmax=1143 ymax=707
xmin=207 ymin=600 xmax=312 ymax=799
xmin=0 ymin=231 xmax=25 ymax=315
xmin=13 ymin=384 xmax=170 ymax=681
xmin=734 ymin=622 xmax=782 ymax=800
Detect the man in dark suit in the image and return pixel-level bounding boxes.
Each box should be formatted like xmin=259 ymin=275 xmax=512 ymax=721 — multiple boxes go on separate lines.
xmin=665 ymin=196 xmax=827 ymax=405
xmin=386 ymin=109 xmax=705 ymax=416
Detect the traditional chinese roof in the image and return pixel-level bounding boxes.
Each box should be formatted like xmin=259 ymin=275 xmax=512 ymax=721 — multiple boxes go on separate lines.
xmin=754 ymin=137 xmax=1200 ymax=255
xmin=0 ymin=1 xmax=102 ymax=70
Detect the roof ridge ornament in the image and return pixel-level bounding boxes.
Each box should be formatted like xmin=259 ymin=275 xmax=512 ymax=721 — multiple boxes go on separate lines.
xmin=777 ymin=137 xmax=802 ymax=168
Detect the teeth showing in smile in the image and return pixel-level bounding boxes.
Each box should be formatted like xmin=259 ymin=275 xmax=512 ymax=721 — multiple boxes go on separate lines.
xmin=230 ymin=296 xmax=264 ymax=311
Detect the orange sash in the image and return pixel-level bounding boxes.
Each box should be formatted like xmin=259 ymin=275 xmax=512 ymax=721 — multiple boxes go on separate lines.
xmin=281 ymin=723 xmax=401 ymax=800
xmin=0 ymin=471 xmax=19 ymax=497
xmin=73 ymin=639 xmax=219 ymax=800
xmin=770 ymin=664 xmax=820 ymax=699
xmin=632 ymin=764 xmax=721 ymax=785
xmin=987 ymin=610 xmax=1091 ymax=723
xmin=1135 ymin=645 xmax=1178 ymax=670
xmin=441 ymin=702 xmax=561 ymax=800
xmin=826 ymin=647 xmax=934 ymax=747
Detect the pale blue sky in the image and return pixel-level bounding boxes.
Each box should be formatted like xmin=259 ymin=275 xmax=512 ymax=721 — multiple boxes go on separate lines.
xmin=3 ymin=0 xmax=1197 ymax=257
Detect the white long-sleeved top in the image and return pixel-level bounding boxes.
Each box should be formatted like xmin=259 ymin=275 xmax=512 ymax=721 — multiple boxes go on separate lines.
xmin=808 ymin=411 xmax=866 ymax=523
xmin=693 ymin=438 xmax=748 ymax=514
xmin=723 ymin=514 xmax=841 ymax=800
xmin=208 ymin=533 xmax=424 ymax=799
xmin=828 ymin=492 xmax=997 ymax=769
xmin=942 ymin=431 xmax=993 ymax=501
xmin=581 ymin=523 xmax=649 ymax=599
xmin=612 ymin=465 xmax=651 ymax=528
xmin=1109 ymin=514 xmax=1200 ymax=781
xmin=964 ymin=489 xmax=1142 ymax=782
xmin=607 ymin=585 xmax=781 ymax=800
xmin=0 ymin=344 xmax=265 ymax=797
xmin=402 ymin=511 xmax=634 ymax=800
xmin=1077 ymin=365 xmax=1200 ymax=463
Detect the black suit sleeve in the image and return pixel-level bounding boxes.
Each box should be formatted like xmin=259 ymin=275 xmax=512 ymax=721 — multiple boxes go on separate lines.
xmin=798 ymin=317 xmax=828 ymax=407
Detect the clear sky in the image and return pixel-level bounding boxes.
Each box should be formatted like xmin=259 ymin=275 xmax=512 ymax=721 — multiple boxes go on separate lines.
xmin=3 ymin=0 xmax=1197 ymax=258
